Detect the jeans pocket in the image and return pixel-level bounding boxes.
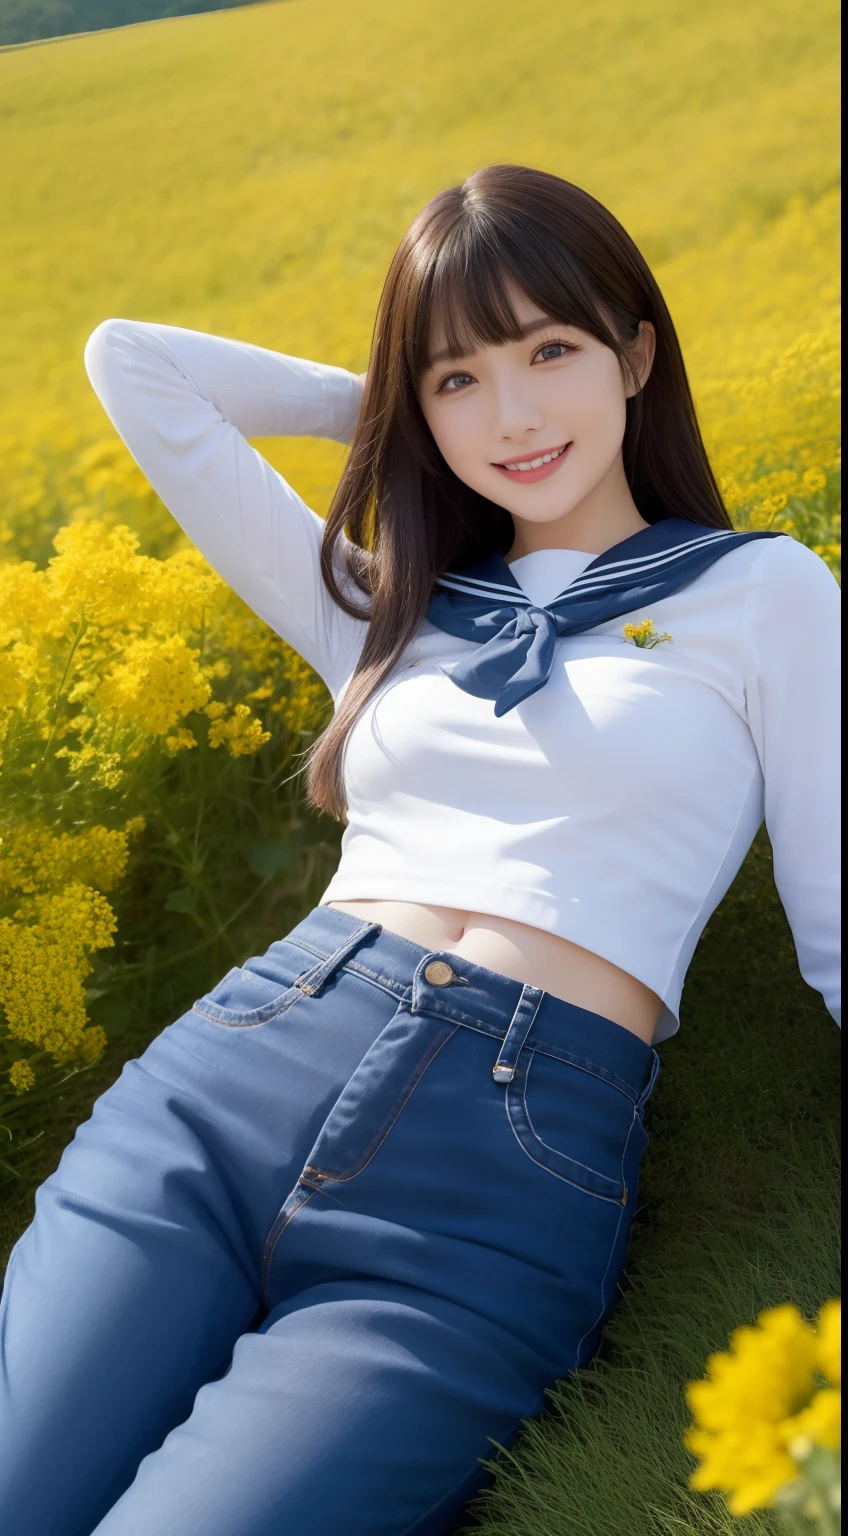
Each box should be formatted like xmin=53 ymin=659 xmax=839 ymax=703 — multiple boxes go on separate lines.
xmin=192 ymin=941 xmax=316 ymax=1028
xmin=504 ymin=1047 xmax=644 ymax=1206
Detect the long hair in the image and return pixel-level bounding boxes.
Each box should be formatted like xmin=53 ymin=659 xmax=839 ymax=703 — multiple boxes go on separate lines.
xmin=306 ymin=163 xmax=730 ymax=820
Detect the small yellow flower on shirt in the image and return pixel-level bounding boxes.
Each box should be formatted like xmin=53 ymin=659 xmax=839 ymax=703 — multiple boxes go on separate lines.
xmin=622 ymin=618 xmax=673 ymax=649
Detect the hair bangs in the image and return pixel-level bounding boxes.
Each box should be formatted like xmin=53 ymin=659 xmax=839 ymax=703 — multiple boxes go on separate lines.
xmin=410 ymin=217 xmax=619 ymax=383
xmin=409 ymin=227 xmax=527 ymax=381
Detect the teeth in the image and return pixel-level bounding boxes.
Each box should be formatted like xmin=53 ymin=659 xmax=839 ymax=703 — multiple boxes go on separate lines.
xmin=502 ymin=446 xmax=566 ymax=472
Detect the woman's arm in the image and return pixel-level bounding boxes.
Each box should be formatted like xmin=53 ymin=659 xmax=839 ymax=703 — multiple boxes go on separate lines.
xmin=743 ymin=535 xmax=841 ymax=1025
xmin=84 ymin=319 xmax=367 ymax=693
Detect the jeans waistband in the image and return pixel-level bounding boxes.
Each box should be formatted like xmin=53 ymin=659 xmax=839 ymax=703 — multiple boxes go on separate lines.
xmin=283 ymin=906 xmax=660 ymax=1108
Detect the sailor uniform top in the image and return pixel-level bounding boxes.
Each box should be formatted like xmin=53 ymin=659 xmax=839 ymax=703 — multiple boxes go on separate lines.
xmin=84 ymin=319 xmax=842 ymax=1045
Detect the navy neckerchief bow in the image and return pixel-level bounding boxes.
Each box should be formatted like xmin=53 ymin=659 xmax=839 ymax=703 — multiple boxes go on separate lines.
xmin=425 ymin=517 xmax=785 ymax=716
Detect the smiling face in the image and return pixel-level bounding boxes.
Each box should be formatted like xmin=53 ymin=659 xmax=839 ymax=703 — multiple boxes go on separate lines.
xmin=416 ymin=283 xmax=656 ymax=557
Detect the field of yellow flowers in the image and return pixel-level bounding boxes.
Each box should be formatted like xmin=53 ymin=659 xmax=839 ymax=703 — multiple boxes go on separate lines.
xmin=0 ymin=0 xmax=840 ymax=1528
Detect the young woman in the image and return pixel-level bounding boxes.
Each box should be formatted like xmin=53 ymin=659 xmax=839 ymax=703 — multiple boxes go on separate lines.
xmin=0 ymin=164 xmax=840 ymax=1536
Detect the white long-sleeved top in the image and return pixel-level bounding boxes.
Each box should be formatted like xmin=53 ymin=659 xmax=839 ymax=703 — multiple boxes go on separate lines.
xmin=84 ymin=319 xmax=842 ymax=1044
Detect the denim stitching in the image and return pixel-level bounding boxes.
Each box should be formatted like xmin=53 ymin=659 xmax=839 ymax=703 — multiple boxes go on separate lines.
xmin=636 ymin=1048 xmax=662 ymax=1111
xmin=286 ymin=938 xmax=414 ymax=1001
xmin=540 ymin=1050 xmax=637 ymax=1104
xmin=251 ymin=938 xmax=645 ymax=1099
xmin=341 ymin=961 xmax=411 ymax=1000
xmin=282 ymin=935 xmax=328 ymax=960
xmin=307 ymin=1022 xmax=460 ymax=1185
xmin=503 ymin=1053 xmax=626 ymax=1205
xmin=196 ymin=924 xmax=385 ymax=1025
xmin=492 ymin=984 xmax=543 ymax=1079
xmin=260 ymin=1184 xmax=317 ymax=1301
xmin=518 ymin=1056 xmax=625 ymax=1183
xmin=192 ymin=981 xmax=307 ymax=1028
xmin=415 ymin=1003 xmax=639 ymax=1100
xmin=503 ymin=1111 xmax=626 ymax=1204
xmin=259 ymin=1020 xmax=458 ymax=1300
xmin=574 ymin=1110 xmax=639 ymax=1366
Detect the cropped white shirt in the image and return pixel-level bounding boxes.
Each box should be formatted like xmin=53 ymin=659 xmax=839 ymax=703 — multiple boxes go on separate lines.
xmin=84 ymin=319 xmax=842 ymax=1044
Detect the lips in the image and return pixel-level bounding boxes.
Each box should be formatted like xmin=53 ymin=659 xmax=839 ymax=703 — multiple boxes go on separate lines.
xmin=493 ymin=442 xmax=572 ymax=484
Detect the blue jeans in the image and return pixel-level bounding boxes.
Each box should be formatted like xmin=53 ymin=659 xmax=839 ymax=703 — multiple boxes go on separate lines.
xmin=0 ymin=906 xmax=660 ymax=1536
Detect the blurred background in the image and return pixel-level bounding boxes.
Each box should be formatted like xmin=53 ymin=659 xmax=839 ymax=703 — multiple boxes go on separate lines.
xmin=0 ymin=3 xmax=841 ymax=1532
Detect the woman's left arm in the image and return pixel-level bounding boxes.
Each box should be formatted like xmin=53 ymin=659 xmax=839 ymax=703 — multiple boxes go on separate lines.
xmin=743 ymin=535 xmax=841 ymax=1025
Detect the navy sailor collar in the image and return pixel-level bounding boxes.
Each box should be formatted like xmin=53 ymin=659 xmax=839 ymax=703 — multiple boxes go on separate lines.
xmin=425 ymin=517 xmax=785 ymax=716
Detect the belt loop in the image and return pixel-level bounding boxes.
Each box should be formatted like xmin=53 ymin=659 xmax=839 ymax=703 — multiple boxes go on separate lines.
xmin=492 ymin=983 xmax=545 ymax=1083
xmin=636 ymin=1048 xmax=661 ymax=1111
xmin=294 ymin=919 xmax=382 ymax=998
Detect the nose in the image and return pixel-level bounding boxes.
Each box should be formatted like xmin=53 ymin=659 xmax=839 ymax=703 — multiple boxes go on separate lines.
xmin=490 ymin=372 xmax=545 ymax=444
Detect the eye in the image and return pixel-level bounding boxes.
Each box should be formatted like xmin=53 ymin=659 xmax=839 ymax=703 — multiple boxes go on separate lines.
xmin=437 ymin=371 xmax=474 ymax=394
xmin=533 ymin=339 xmax=578 ymax=363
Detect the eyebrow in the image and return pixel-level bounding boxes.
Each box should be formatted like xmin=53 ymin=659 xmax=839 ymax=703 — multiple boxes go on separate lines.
xmin=427 ymin=315 xmax=564 ymax=368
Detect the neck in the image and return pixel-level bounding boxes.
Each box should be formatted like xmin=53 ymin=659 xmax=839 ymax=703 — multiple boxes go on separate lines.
xmin=505 ymin=453 xmax=649 ymax=562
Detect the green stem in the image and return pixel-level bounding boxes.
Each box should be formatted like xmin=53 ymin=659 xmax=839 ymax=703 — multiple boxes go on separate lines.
xmin=116 ymin=872 xmax=276 ymax=978
xmin=39 ymin=614 xmax=88 ymax=765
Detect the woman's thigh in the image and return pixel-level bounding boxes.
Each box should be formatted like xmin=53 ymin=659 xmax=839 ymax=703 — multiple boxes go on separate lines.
xmin=84 ymin=968 xmax=651 ymax=1536
xmin=1 ymin=912 xmax=656 ymax=1536
xmin=0 ymin=929 xmax=403 ymax=1536
xmin=91 ymin=1280 xmax=538 ymax=1536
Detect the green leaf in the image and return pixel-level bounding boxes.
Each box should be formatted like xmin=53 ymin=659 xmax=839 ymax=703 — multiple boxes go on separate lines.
xmin=164 ymin=885 xmax=196 ymax=913
xmin=247 ymin=841 xmax=299 ymax=878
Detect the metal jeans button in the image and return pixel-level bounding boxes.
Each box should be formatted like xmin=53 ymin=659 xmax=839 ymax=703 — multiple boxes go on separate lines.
xmin=423 ymin=960 xmax=455 ymax=987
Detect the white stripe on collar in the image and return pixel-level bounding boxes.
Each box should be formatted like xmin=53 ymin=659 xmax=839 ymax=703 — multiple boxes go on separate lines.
xmin=437 ymin=571 xmax=527 ymax=597
xmin=562 ymin=530 xmax=740 ymax=596
xmin=436 ymin=529 xmax=743 ymax=609
xmin=435 ymin=573 xmax=532 ymax=605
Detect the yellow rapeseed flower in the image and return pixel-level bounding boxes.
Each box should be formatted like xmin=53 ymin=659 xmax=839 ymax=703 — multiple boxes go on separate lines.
xmin=781 ymin=1387 xmax=842 ymax=1456
xmin=0 ymin=647 xmax=28 ymax=711
xmin=0 ymin=821 xmax=140 ymax=899
xmin=0 ymin=562 xmax=53 ymax=643
xmin=205 ymin=702 xmax=272 ymax=757
xmin=685 ymin=1300 xmax=841 ymax=1516
xmin=46 ymin=522 xmax=157 ymax=634
xmin=98 ymin=634 xmax=212 ymax=736
xmin=0 ymin=883 xmax=115 ymax=1064
xmin=8 ymin=1059 xmax=36 ymax=1094
xmin=815 ymin=1298 xmax=841 ymax=1389
xmin=622 ymin=619 xmax=674 ymax=649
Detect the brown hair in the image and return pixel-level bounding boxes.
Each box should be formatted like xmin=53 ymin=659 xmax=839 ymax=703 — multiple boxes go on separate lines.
xmin=306 ymin=163 xmax=731 ymax=820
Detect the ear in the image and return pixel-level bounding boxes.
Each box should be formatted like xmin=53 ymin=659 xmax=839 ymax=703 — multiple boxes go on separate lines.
xmin=624 ymin=320 xmax=656 ymax=397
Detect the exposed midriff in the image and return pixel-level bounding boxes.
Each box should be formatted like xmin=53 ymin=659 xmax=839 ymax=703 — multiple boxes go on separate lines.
xmin=327 ymin=899 xmax=663 ymax=1044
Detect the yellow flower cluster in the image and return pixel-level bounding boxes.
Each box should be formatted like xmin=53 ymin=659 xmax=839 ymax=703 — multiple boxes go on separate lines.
xmin=622 ymin=619 xmax=674 ymax=649
xmin=669 ymin=192 xmax=841 ymax=572
xmin=0 ymin=522 xmax=276 ymax=783
xmin=0 ymin=821 xmax=142 ymax=901
xmin=0 ymin=887 xmax=113 ymax=1064
xmin=685 ymin=1299 xmax=841 ymax=1516
xmin=204 ymin=701 xmax=272 ymax=757
xmin=8 ymin=1059 xmax=36 ymax=1095
xmin=0 ymin=818 xmax=145 ymax=1080
xmin=0 ymin=516 xmax=327 ymax=1098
